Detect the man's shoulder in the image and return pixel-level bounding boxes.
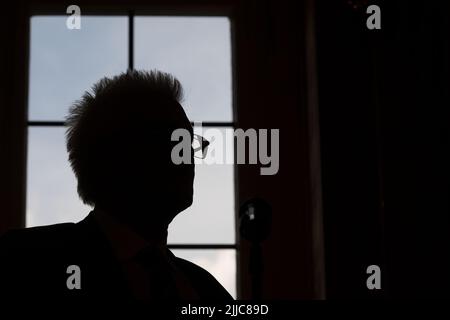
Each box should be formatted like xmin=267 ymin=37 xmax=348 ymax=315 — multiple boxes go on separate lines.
xmin=0 ymin=222 xmax=85 ymax=300
xmin=172 ymin=255 xmax=234 ymax=301
xmin=0 ymin=222 xmax=77 ymax=252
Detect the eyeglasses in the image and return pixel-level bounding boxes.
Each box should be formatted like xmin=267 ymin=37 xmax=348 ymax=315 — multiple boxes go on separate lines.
xmin=192 ymin=134 xmax=210 ymax=159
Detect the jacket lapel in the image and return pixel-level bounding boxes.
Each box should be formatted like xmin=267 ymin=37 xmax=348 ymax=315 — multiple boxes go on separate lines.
xmin=74 ymin=212 xmax=132 ymax=300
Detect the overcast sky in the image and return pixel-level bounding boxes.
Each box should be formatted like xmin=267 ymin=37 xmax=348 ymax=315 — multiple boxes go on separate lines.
xmin=27 ymin=15 xmax=236 ymax=297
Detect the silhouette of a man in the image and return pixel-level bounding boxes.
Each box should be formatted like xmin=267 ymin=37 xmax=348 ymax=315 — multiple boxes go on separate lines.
xmin=0 ymin=70 xmax=233 ymax=302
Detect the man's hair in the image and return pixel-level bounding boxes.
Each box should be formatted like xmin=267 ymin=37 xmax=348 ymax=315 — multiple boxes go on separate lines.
xmin=65 ymin=70 xmax=184 ymax=206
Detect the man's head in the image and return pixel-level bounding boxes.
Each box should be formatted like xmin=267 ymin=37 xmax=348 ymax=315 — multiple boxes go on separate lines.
xmin=66 ymin=70 xmax=194 ymax=227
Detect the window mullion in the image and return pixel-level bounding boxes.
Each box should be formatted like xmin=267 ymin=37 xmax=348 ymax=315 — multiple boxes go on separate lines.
xmin=128 ymin=10 xmax=134 ymax=71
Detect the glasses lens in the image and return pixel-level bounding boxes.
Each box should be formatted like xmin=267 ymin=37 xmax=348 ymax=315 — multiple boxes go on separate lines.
xmin=193 ymin=134 xmax=209 ymax=159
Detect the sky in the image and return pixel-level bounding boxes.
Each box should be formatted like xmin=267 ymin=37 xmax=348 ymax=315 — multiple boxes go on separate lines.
xmin=27 ymin=15 xmax=236 ymax=297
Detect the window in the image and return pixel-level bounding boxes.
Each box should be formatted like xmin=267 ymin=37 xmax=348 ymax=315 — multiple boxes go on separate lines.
xmin=27 ymin=13 xmax=237 ymax=298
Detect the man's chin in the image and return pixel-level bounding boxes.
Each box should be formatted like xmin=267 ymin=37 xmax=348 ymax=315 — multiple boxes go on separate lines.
xmin=170 ymin=196 xmax=193 ymax=217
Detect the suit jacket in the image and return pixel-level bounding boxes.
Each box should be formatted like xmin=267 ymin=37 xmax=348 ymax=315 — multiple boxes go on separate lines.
xmin=0 ymin=213 xmax=233 ymax=303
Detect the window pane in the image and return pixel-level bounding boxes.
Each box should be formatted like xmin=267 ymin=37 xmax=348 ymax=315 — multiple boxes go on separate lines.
xmin=135 ymin=17 xmax=233 ymax=122
xmin=171 ymin=249 xmax=236 ymax=299
xmin=28 ymin=16 xmax=128 ymax=121
xmin=168 ymin=126 xmax=235 ymax=244
xmin=27 ymin=127 xmax=235 ymax=245
xmin=26 ymin=127 xmax=91 ymax=226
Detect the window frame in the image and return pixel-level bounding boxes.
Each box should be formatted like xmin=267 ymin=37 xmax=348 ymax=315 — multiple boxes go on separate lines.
xmin=24 ymin=4 xmax=242 ymax=298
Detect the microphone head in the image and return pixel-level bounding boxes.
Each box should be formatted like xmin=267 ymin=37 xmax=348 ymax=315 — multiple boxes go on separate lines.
xmin=239 ymin=198 xmax=272 ymax=242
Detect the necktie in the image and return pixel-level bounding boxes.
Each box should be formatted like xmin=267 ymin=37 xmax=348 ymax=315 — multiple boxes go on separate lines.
xmin=133 ymin=247 xmax=179 ymax=300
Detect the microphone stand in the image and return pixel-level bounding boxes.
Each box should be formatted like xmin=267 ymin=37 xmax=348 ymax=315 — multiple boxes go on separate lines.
xmin=239 ymin=198 xmax=272 ymax=300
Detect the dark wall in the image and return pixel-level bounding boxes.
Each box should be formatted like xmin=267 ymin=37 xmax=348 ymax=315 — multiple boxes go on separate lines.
xmin=316 ymin=0 xmax=450 ymax=298
xmin=0 ymin=2 xmax=28 ymax=234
